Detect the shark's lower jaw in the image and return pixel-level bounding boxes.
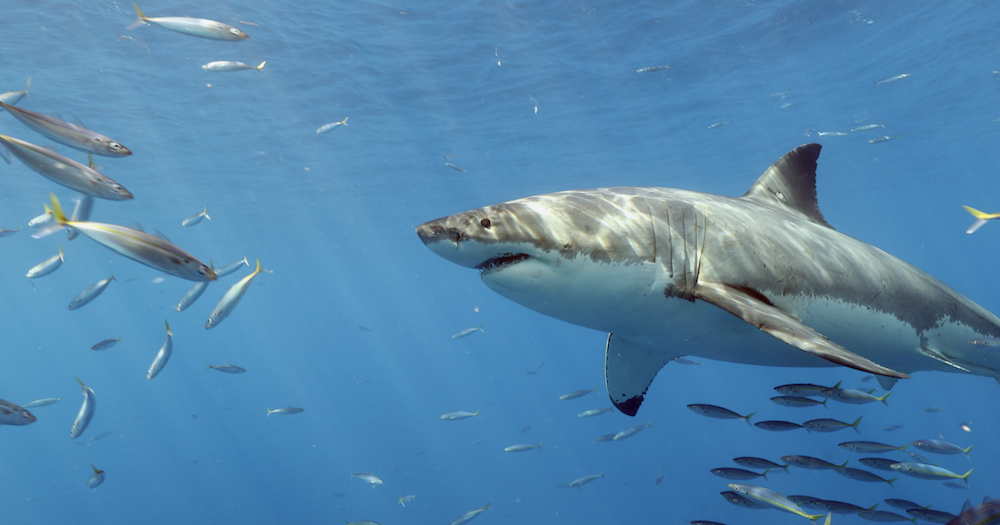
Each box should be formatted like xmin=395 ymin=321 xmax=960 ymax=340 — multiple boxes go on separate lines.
xmin=476 ymin=253 xmax=530 ymax=275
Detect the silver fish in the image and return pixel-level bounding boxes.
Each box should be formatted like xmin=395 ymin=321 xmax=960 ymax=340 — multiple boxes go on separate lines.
xmin=0 ymin=77 xmax=30 ymax=107
xmin=70 ymin=377 xmax=96 ymax=439
xmin=68 ymin=275 xmax=115 ymax=310
xmin=90 ymin=430 xmax=117 ymax=441
xmin=0 ymin=136 xmax=132 ymax=199
xmin=444 ymin=163 xmax=468 ymax=173
xmin=439 ymin=410 xmax=480 ymax=420
xmin=350 ymin=472 xmax=382 ymax=484
xmin=869 ymin=134 xmax=902 ymax=144
xmin=176 ymin=281 xmax=208 ymax=311
xmin=131 ymin=3 xmax=248 ymax=41
xmin=316 ymin=117 xmax=348 ymax=134
xmin=833 ymin=466 xmax=896 ymax=486
xmin=20 ymin=397 xmax=60 ymax=408
xmin=803 ymin=416 xmax=862 ymax=433
xmin=205 ymin=258 xmax=266 ymax=329
xmin=202 ymin=60 xmax=265 ymax=72
xmin=398 ymin=495 xmax=415 ymax=507
xmin=26 ymin=244 xmax=64 ymax=278
xmin=910 ymin=439 xmax=973 ymax=457
xmin=86 ymin=465 xmax=105 ymax=488
xmin=0 ymin=102 xmax=130 ymax=157
xmin=146 ymin=321 xmax=173 ymax=380
xmin=39 ymin=194 xmax=215 ymax=282
xmin=838 ymin=441 xmax=907 ymax=453
xmin=503 ymin=442 xmax=541 ymax=452
xmin=0 ymin=398 xmax=36 ymax=425
xmin=708 ymin=121 xmax=731 ymax=129
xmin=711 ymin=467 xmax=769 ymax=480
xmin=890 ymin=462 xmax=972 ymax=483
xmin=851 ymin=123 xmax=885 ymax=132
xmin=215 ymin=254 xmax=250 ymax=278
xmin=0 ymin=227 xmax=20 ymax=237
xmin=28 ymin=212 xmax=52 ymax=228
xmin=874 ymin=74 xmax=910 ymax=86
xmin=635 ymin=65 xmax=670 ymax=73
xmin=206 ymin=363 xmax=247 ymax=374
xmin=687 ymin=404 xmax=755 ymax=424
xmin=182 ymin=206 xmax=211 ymax=227
xmin=754 ymin=420 xmax=804 ymax=431
xmin=577 ymin=407 xmax=613 ymax=417
xmin=68 ymin=194 xmax=94 ymax=241
xmin=613 ymin=420 xmax=652 ymax=440
xmin=451 ymin=325 xmax=483 ymax=339
xmin=559 ymin=386 xmax=597 ymax=400
xmin=565 ymin=471 xmax=604 ymax=487
xmin=449 ymin=502 xmax=489 ymax=525
xmin=91 ymin=337 xmax=121 ymax=350
xmin=267 ymin=407 xmax=304 ymax=416
xmin=858 ymin=458 xmax=900 ymax=471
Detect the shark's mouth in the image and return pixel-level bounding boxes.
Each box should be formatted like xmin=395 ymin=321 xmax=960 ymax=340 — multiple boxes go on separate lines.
xmin=477 ymin=253 xmax=530 ymax=275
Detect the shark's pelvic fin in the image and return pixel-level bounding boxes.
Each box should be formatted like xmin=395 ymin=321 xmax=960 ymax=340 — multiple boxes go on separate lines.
xmin=693 ymin=281 xmax=909 ymax=379
xmin=605 ymin=334 xmax=677 ymax=416
xmin=876 ymin=375 xmax=899 ymax=391
xmin=742 ymin=143 xmax=832 ymax=229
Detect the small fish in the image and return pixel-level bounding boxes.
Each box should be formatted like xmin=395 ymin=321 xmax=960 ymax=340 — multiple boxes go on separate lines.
xmin=202 ymin=60 xmax=265 ymax=72
xmin=28 ymin=212 xmax=53 ymax=228
xmin=206 ymin=364 xmax=247 ymax=374
xmin=0 ymin=103 xmax=130 ymax=157
xmin=0 ymin=398 xmax=36 ymax=425
xmin=495 ymin=47 xmax=501 ymax=66
xmin=20 ymin=398 xmax=60 ymax=408
xmin=70 ymin=377 xmax=96 ymax=439
xmin=868 ymin=134 xmax=902 ymax=144
xmin=686 ymin=404 xmax=755 ymax=425
xmin=177 ymin=281 xmax=209 ymax=312
xmin=774 ymin=382 xmax=839 ymax=396
xmin=655 ymin=467 xmax=663 ymax=484
xmin=711 ymin=467 xmax=769 ymax=480
xmin=911 ymin=439 xmax=973 ymax=458
xmin=890 ymin=462 xmax=972 ymax=484
xmin=755 ymin=420 xmax=804 ymax=431
xmin=0 ymin=227 xmax=20 ymax=237
xmin=882 ymin=424 xmax=903 ymax=431
xmin=0 ymin=77 xmax=30 ymax=107
xmin=215 ymin=254 xmax=251 ymax=278
xmin=451 ymin=325 xmax=483 ymax=339
xmin=771 ymin=92 xmax=789 ymax=100
xmin=942 ymin=481 xmax=968 ymax=490
xmin=787 ymin=495 xmax=825 ymax=509
xmin=968 ymin=337 xmax=1000 ymax=346
xmin=859 ymin=457 xmax=900 ymax=471
xmin=266 ymin=407 xmax=304 ymax=416
xmin=906 ymin=509 xmax=957 ymax=523
xmin=445 ymin=163 xmax=469 ymax=173
xmin=564 ymin=471 xmax=605 ymax=487
xmin=398 ymin=495 xmax=415 ymax=507
xmin=559 ymin=386 xmax=597 ymax=400
xmin=439 ymin=410 xmax=480 ymax=420
xmin=91 ymin=337 xmax=121 ymax=350
xmin=833 ymin=466 xmax=896 ymax=486
xmin=728 ymin=484 xmax=823 ymax=520
xmin=857 ymin=509 xmax=916 ymax=522
xmin=345 ymin=521 xmax=380 ymax=525
xmin=884 ymin=499 xmax=929 ymax=511
xmin=577 ymin=407 xmax=613 ymax=418
xmin=780 ymin=102 xmax=796 ymax=109
xmin=68 ymin=275 xmax=115 ymax=310
xmin=449 ymin=502 xmax=489 ymax=525
xmin=613 ymin=420 xmax=652 ymax=440
xmin=874 ymin=74 xmax=910 ymax=86
xmin=39 ymin=195 xmax=214 ymax=281
xmin=781 ymin=455 xmax=846 ymax=470
xmin=803 ymin=416 xmax=863 ymax=434
xmin=146 ymin=320 xmax=173 ymax=380
xmin=907 ymin=451 xmax=935 ymax=464
xmin=350 ymin=472 xmax=383 ymax=485
xmin=529 ymin=94 xmax=539 ymax=114
xmin=182 ymin=206 xmax=211 ymax=227
xmin=671 ymin=357 xmax=700 ymax=365
xmin=206 ymin=258 xmax=267 ymax=329
xmin=851 ymin=123 xmax=886 ymax=132
xmin=924 ymin=407 xmax=946 ymax=413
xmin=721 ymin=490 xmax=765 ymax=509
xmin=815 ymin=131 xmax=849 ymax=136
xmin=86 ymin=464 xmax=106 ymax=488
xmin=838 ymin=441 xmax=908 ymax=453
xmin=707 ymin=121 xmax=731 ymax=129
xmin=821 ymin=387 xmax=890 ymax=405
xmin=520 ymin=425 xmax=532 ymax=433
xmin=358 ymin=325 xmax=374 ymax=332
xmin=130 ymin=3 xmax=248 ymax=40
xmin=504 ymin=442 xmax=541 ymax=452
xmin=734 ymin=457 xmax=788 ymax=472
xmin=316 ymin=117 xmax=348 ymax=134
xmin=26 ymin=244 xmax=64 ymax=278
xmin=770 ymin=395 xmax=827 ymax=408
xmin=635 ymin=65 xmax=670 ymax=73
xmin=90 ymin=430 xmax=117 ymax=441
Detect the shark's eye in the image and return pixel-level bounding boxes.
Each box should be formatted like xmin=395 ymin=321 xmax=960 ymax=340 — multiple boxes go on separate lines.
xmin=480 ymin=218 xmax=491 ymax=229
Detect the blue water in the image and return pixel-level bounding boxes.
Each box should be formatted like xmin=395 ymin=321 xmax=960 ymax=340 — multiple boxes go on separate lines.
xmin=1 ymin=1 xmax=998 ymax=523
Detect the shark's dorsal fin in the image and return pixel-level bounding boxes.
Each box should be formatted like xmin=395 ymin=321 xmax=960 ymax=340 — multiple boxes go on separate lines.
xmin=742 ymin=143 xmax=832 ymax=229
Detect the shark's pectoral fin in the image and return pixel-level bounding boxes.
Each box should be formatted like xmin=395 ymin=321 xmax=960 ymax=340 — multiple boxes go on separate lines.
xmin=693 ymin=281 xmax=909 ymax=379
xmin=605 ymin=334 xmax=676 ymax=417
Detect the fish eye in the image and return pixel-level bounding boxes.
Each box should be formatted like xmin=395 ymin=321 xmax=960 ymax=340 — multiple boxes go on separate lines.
xmin=230 ymin=28 xmax=243 ymax=35
xmin=109 ymin=142 xmax=122 ymax=150
xmin=480 ymin=218 xmax=491 ymax=228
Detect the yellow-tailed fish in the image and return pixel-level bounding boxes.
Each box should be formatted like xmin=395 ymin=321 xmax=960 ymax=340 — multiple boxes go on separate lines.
xmin=26 ymin=244 xmax=64 ymax=278
xmin=205 ymin=257 xmax=266 ymax=329
xmin=177 ymin=281 xmax=209 ymax=311
xmin=86 ymin=464 xmax=106 ymax=488
xmin=130 ymin=3 xmax=249 ymax=41
xmin=68 ymin=275 xmax=115 ymax=310
xmin=39 ymin=194 xmax=216 ymax=282
xmin=201 ymin=61 xmax=266 ymax=72
xmin=0 ymin=101 xmax=130 ymax=157
xmin=963 ymin=205 xmax=1000 ymax=234
xmin=449 ymin=502 xmax=489 ymax=525
xmin=147 ymin=320 xmax=173 ymax=379
xmin=728 ymin=483 xmax=824 ymax=520
xmin=215 ymin=254 xmax=249 ymax=277
xmin=316 ymin=117 xmax=348 ymax=134
xmin=0 ymin=135 xmax=132 ymax=199
xmin=70 ymin=376 xmax=95 ymax=439
xmin=0 ymin=77 xmax=30 ymax=107
xmin=182 ymin=206 xmax=211 ymax=227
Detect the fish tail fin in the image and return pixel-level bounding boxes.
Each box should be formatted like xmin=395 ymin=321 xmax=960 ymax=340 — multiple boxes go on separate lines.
xmin=132 ymin=2 xmax=147 ymax=20
xmin=537 ymin=442 xmax=542 ymax=448
xmin=743 ymin=412 xmax=756 ymax=425
xmin=342 ymin=117 xmax=348 ymax=126
xmin=964 ymin=444 xmax=973 ymax=458
xmin=886 ymin=477 xmax=897 ymax=488
xmin=473 ymin=409 xmax=481 ymax=416
xmin=48 ymin=193 xmax=68 ymax=224
xmin=880 ymin=391 xmax=891 ymax=406
xmin=116 ymin=335 xmax=121 ymax=342
xmin=24 ymin=76 xmax=30 ymax=98
xmin=899 ymin=443 xmax=909 ymax=450
xmin=266 ymin=407 xmax=272 ymax=416
xmin=205 ymin=363 xmax=213 ymax=370
xmin=832 ymin=380 xmax=842 ymax=388
xmin=808 ymin=514 xmax=824 ymax=522
xmin=165 ymin=319 xmax=172 ymax=335
xmin=256 ymin=61 xmax=266 ymax=71
xmin=57 ymin=243 xmax=64 ymax=261
xmin=599 ymin=470 xmax=605 ymax=477
xmin=963 ymin=205 xmax=1000 ymax=220
xmin=482 ymin=502 xmax=490 ymax=510
xmin=74 ymin=376 xmax=85 ymax=387
xmin=646 ymin=419 xmax=653 ymax=428
xmin=851 ymin=416 xmax=863 ymax=434
xmin=110 ymin=274 xmax=117 ymax=282
xmin=867 ymin=504 xmax=879 ymax=511
xmin=781 ymin=464 xmax=790 ymax=472
xmin=838 ymin=460 xmax=849 ymax=468
xmin=762 ymin=468 xmax=769 ymax=480
xmin=821 ymin=398 xmax=827 ymax=409
xmin=961 ymin=469 xmax=973 ymax=484
xmin=203 ymin=206 xmax=210 ymax=220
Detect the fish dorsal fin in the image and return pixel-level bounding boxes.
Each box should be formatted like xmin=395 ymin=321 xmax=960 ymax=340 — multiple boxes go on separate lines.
xmin=742 ymin=143 xmax=832 ymax=229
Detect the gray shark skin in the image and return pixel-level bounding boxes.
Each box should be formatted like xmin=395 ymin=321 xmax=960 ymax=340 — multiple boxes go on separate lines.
xmin=416 ymin=144 xmax=1000 ymax=416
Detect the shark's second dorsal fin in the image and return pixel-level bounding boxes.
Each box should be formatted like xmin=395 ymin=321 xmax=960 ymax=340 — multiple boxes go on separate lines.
xmin=742 ymin=143 xmax=832 ymax=229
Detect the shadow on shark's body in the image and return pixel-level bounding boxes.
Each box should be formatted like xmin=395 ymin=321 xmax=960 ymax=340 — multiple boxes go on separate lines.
xmin=416 ymin=144 xmax=1000 ymax=416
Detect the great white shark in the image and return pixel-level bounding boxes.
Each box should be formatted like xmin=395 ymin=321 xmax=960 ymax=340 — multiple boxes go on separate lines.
xmin=416 ymin=144 xmax=1000 ymax=416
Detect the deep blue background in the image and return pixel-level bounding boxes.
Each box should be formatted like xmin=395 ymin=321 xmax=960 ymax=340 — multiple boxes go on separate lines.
xmin=1 ymin=1 xmax=997 ymax=524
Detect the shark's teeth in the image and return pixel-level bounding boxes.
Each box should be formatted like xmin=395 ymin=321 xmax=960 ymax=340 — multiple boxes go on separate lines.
xmin=477 ymin=253 xmax=529 ymax=274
